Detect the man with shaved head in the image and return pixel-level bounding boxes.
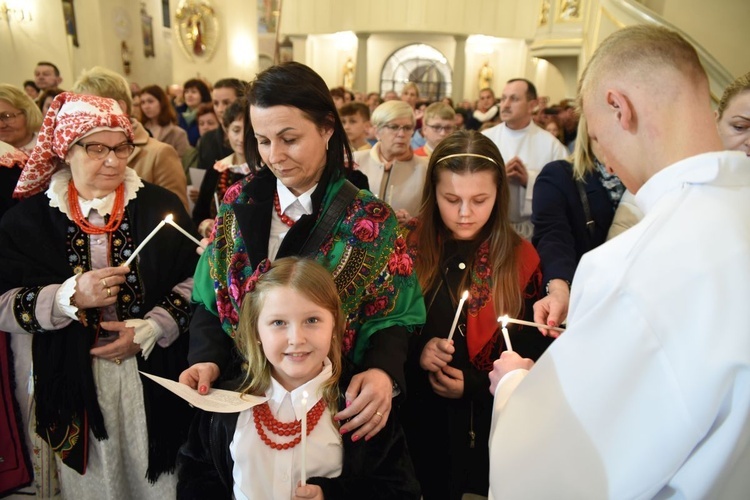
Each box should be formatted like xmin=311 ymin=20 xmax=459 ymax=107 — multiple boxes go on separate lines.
xmin=488 ymin=25 xmax=750 ymax=499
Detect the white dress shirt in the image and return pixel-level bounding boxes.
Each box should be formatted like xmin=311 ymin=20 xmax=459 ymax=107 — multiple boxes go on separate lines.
xmin=231 ymin=359 xmax=343 ymax=500
xmin=268 ymin=179 xmax=316 ymax=261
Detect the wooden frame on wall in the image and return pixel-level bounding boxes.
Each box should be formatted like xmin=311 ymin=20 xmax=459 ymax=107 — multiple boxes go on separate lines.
xmin=62 ymin=0 xmax=79 ymax=47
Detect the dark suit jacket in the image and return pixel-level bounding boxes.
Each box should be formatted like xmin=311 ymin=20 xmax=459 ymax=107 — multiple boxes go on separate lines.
xmin=531 ymin=159 xmax=615 ymax=286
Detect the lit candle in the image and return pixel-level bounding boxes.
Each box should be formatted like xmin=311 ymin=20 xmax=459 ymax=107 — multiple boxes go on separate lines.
xmin=447 ymin=290 xmax=469 ymax=343
xmin=499 ymin=315 xmax=514 ymax=352
xmin=213 ymin=192 xmax=221 ymax=213
xmin=496 ymin=315 xmax=565 ymax=333
xmin=164 ymin=214 xmax=206 ymax=248
xmin=300 ymin=390 xmax=308 ymax=486
xmin=122 ymin=218 xmax=167 ymax=266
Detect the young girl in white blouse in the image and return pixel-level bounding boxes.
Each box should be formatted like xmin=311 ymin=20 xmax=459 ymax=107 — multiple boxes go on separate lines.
xmin=177 ymin=257 xmax=419 ymax=500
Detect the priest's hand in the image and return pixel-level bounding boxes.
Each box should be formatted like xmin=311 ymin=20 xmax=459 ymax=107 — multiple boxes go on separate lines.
xmin=428 ymin=365 xmax=464 ymax=399
xmin=179 ymin=362 xmax=220 ymax=395
xmin=533 ymin=279 xmax=569 ymax=338
xmin=294 ymin=483 xmax=323 ymax=500
xmin=74 ymin=266 xmax=130 ymax=309
xmin=419 ymin=337 xmax=454 ymax=372
xmin=489 ymin=351 xmax=534 ymax=396
xmin=90 ymin=321 xmax=141 ymax=362
xmin=505 ymin=156 xmax=529 ymax=187
xmin=335 ymin=368 xmax=392 ymax=441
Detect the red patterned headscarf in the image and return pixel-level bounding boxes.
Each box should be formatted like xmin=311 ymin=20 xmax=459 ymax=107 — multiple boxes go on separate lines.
xmin=0 ymin=141 xmax=28 ymax=169
xmin=13 ymin=92 xmax=133 ymax=199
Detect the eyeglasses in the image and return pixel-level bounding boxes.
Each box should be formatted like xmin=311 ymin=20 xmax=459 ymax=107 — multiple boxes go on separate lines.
xmin=382 ymin=124 xmax=415 ymax=134
xmin=425 ymin=124 xmax=456 ymax=134
xmin=0 ymin=111 xmax=24 ymax=124
xmin=75 ymin=142 xmax=135 ymax=160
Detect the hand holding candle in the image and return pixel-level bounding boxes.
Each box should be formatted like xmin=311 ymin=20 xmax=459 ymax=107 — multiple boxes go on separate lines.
xmin=497 ymin=315 xmax=565 ymax=333
xmin=447 ymin=290 xmax=469 ymax=343
xmin=300 ymin=390 xmax=308 ymax=486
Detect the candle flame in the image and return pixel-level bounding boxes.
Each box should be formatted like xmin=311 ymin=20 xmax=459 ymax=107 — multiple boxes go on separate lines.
xmin=498 ymin=315 xmax=509 ymax=328
xmin=461 ymin=290 xmax=469 ymax=300
xmin=164 ymin=214 xmax=174 ymax=223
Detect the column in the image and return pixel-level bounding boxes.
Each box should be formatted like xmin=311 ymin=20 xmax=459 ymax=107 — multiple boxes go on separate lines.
xmin=453 ymin=35 xmax=467 ymax=101
xmin=355 ymin=32 xmax=370 ymax=93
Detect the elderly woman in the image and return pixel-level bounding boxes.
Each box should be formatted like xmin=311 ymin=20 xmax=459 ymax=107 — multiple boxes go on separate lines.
xmin=180 ymin=62 xmax=425 ymax=443
xmin=716 ymin=72 xmax=750 ymax=156
xmin=0 ymin=92 xmax=197 ymax=499
xmin=0 ymin=84 xmax=43 ymax=153
xmin=353 ymin=100 xmax=428 ymax=224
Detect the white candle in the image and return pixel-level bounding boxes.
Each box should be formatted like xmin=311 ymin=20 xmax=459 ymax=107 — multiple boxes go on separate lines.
xmin=300 ymin=391 xmax=308 ymax=486
xmin=496 ymin=315 xmax=565 ymax=333
xmin=447 ymin=290 xmax=469 ymax=342
xmin=213 ymin=192 xmax=220 ymax=213
xmin=122 ymin=219 xmax=166 ymax=266
xmin=499 ymin=315 xmax=514 ymax=352
xmin=165 ymin=214 xmax=206 ymax=248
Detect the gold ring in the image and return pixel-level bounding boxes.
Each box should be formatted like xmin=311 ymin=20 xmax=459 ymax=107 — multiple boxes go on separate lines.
xmin=114 ymin=358 xmax=121 ymax=365
xmin=106 ymin=287 xmax=112 ymax=297
xmin=375 ymin=411 xmax=383 ymax=418
xmin=101 ymin=278 xmax=108 ymax=287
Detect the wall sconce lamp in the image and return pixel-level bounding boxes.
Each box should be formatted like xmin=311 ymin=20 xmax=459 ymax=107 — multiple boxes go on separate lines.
xmin=1 ymin=2 xmax=33 ymax=23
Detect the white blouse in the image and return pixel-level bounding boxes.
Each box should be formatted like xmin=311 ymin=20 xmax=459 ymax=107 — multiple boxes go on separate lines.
xmin=230 ymin=359 xmax=343 ymax=500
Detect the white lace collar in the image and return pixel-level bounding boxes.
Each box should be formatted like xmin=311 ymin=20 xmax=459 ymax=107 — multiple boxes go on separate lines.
xmin=46 ymin=167 xmax=143 ymax=220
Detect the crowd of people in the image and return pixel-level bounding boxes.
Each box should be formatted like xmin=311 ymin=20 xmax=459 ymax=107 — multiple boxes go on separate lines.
xmin=1 ymin=24 xmax=749 ymax=500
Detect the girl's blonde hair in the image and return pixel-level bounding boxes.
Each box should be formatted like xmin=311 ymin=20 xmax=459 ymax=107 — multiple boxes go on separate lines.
xmin=235 ymin=257 xmax=343 ymax=410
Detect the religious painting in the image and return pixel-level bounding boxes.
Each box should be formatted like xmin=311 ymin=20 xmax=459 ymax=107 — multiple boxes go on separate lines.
xmin=141 ymin=4 xmax=156 ymax=57
xmin=62 ymin=0 xmax=79 ymax=47
xmin=258 ymin=0 xmax=280 ymax=34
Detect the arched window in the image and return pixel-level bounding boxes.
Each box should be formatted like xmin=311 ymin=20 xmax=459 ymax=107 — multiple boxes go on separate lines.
xmin=380 ymin=44 xmax=453 ymax=101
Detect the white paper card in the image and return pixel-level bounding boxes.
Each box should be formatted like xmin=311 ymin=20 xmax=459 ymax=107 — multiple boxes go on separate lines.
xmin=140 ymin=371 xmax=268 ymax=413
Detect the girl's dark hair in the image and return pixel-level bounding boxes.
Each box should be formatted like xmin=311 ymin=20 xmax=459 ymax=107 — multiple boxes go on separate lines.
xmin=183 ymin=78 xmax=212 ymax=103
xmin=140 ymin=85 xmax=177 ymax=126
xmin=243 ymin=62 xmax=353 ymax=177
xmin=222 ymin=99 xmax=246 ymax=129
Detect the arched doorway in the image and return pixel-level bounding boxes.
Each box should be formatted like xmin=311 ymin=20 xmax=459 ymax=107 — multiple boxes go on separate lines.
xmin=380 ymin=44 xmax=453 ymax=101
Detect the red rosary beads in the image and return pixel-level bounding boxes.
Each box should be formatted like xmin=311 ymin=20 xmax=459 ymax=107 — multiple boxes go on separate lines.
xmin=253 ymin=398 xmax=328 ymax=450
xmin=273 ymin=191 xmax=296 ymax=228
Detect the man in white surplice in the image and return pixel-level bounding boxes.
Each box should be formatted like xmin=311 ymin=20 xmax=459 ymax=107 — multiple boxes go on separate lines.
xmin=487 ymin=25 xmax=750 ymax=499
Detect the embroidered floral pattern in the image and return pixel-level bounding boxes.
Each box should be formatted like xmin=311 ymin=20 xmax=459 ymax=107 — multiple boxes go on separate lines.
xmin=205 ymin=175 xmax=424 ymax=364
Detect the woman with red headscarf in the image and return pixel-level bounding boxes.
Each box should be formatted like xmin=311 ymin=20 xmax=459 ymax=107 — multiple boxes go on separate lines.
xmin=0 ymin=92 xmax=197 ymax=499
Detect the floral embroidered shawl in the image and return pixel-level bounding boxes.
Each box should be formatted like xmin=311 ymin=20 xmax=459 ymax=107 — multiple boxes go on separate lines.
xmin=192 ymin=173 xmax=426 ymax=365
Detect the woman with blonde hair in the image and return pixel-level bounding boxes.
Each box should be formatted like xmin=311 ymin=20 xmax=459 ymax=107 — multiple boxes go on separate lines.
xmin=177 ymin=257 xmax=420 ymax=499
xmin=716 ymin=71 xmax=750 ymax=155
xmin=0 ymin=84 xmax=43 ymax=153
xmin=353 ymin=100 xmax=427 ymax=223
xmin=402 ymin=130 xmax=552 ymax=499
xmin=530 ymin=114 xmax=625 ymax=332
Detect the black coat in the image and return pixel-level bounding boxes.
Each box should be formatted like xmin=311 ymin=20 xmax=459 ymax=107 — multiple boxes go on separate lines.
xmin=176 ymin=362 xmax=421 ymax=500
xmin=531 ymin=159 xmax=615 ymax=286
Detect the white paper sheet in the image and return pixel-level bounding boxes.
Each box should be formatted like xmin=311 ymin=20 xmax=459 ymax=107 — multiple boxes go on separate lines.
xmin=140 ymin=371 xmax=268 ymax=413
xmin=188 ymin=167 xmax=207 ymax=214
